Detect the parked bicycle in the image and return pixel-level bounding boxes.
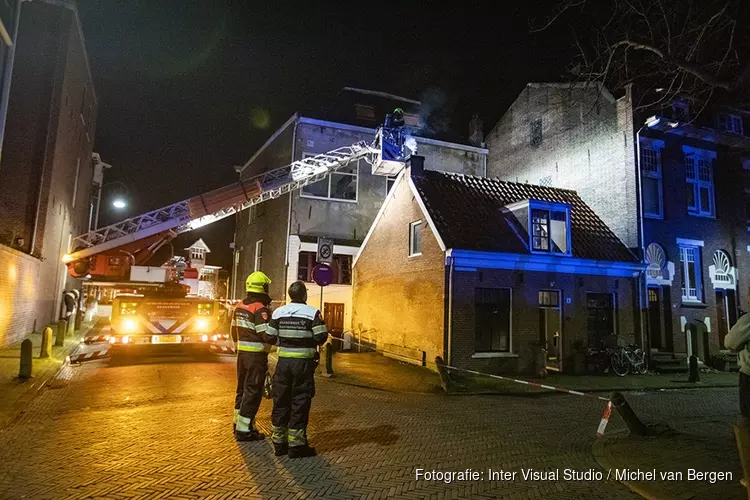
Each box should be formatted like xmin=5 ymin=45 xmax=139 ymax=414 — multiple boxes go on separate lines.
xmin=610 ymin=344 xmax=648 ymax=376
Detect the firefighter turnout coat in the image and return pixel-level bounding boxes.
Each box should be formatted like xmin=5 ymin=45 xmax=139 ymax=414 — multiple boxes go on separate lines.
xmin=266 ymin=302 xmax=328 ymax=448
xmin=232 ymin=295 xmax=272 ymax=433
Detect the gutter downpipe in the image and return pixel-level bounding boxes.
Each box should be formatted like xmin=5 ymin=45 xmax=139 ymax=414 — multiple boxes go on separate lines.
xmin=284 ymin=114 xmax=300 ymax=300
xmin=446 ymin=249 xmax=454 ymax=366
xmin=635 ymin=123 xmax=648 ymax=354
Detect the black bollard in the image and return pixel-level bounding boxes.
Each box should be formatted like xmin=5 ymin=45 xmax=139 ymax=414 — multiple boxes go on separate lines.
xmin=55 ymin=320 xmax=66 ymax=347
xmin=19 ymin=339 xmax=32 ymax=379
xmin=610 ymin=391 xmax=649 ymax=436
xmin=324 ymin=343 xmax=334 ymax=376
xmin=688 ymin=355 xmax=700 ymax=383
xmin=434 ymin=356 xmax=452 ymax=392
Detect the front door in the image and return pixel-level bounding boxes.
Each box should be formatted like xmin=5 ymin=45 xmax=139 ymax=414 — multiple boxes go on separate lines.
xmin=323 ymin=303 xmax=345 ymax=336
xmin=648 ymin=288 xmax=663 ymax=350
xmin=716 ymin=290 xmax=737 ymax=349
xmin=539 ymin=290 xmax=562 ymax=371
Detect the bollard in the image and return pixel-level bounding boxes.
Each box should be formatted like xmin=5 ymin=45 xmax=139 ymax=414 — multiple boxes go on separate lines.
xmin=67 ymin=314 xmax=75 ymax=336
xmin=688 ymin=355 xmax=700 ymax=383
xmin=19 ymin=338 xmax=32 ymax=379
xmin=610 ymin=391 xmax=649 ymax=436
xmin=435 ymin=356 xmax=452 ymax=392
xmin=325 ymin=342 xmax=334 ymax=376
xmin=74 ymin=309 xmax=83 ymax=330
xmin=733 ymin=417 xmax=750 ymax=500
xmin=40 ymin=327 xmax=53 ymax=358
xmin=55 ymin=320 xmax=67 ymax=347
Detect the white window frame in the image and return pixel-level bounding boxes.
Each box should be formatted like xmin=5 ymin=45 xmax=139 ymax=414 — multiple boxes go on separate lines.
xmin=679 ymin=243 xmax=703 ymax=303
xmin=247 ymin=204 xmax=257 ymax=225
xmin=639 ymin=138 xmax=664 ymax=219
xmin=71 ymin=157 xmax=81 ymax=209
xmin=718 ymin=113 xmax=744 ymax=135
xmin=254 ymin=240 xmax=263 ymax=272
xmin=385 ymin=175 xmax=398 ymax=196
xmin=683 ymin=146 xmax=716 ymax=218
xmin=409 ymin=220 xmax=423 ymax=257
xmin=191 ymin=248 xmax=205 ymax=261
xmin=528 ymin=200 xmax=572 ymax=256
xmin=300 ymin=152 xmax=359 ymax=203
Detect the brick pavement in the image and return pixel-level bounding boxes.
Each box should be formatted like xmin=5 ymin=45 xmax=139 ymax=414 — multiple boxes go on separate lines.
xmin=0 ymin=341 xmax=642 ymax=499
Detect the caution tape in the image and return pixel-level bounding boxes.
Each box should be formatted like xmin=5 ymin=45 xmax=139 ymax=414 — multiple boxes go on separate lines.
xmin=83 ymin=334 xmax=110 ymax=344
xmin=69 ymin=349 xmax=110 ymax=364
xmin=336 ymin=334 xmax=615 ymax=438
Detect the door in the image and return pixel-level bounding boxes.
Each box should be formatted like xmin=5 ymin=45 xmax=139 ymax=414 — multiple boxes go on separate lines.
xmin=716 ymin=291 xmax=729 ymax=349
xmin=538 ymin=290 xmax=562 ymax=371
xmin=648 ymin=288 xmax=663 ymax=350
xmin=323 ymin=303 xmax=345 ymax=336
xmin=587 ymin=293 xmax=614 ymax=347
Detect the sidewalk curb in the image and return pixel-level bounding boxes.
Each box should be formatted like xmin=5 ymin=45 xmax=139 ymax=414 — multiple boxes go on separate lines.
xmin=592 ymin=430 xmax=681 ymax=500
xmin=0 ymin=321 xmax=98 ymax=431
xmin=315 ymin=374 xmax=443 ymax=395
xmin=444 ymin=383 xmax=737 ymax=396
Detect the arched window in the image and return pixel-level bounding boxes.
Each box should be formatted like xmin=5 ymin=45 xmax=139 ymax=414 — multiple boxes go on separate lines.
xmin=712 ymin=250 xmax=734 ymax=286
xmin=645 ymin=243 xmax=668 ymax=282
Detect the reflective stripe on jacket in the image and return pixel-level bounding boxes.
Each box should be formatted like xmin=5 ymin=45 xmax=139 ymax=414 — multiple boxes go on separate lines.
xmin=232 ymin=300 xmax=272 ymax=353
xmin=267 ymin=303 xmax=328 ymax=358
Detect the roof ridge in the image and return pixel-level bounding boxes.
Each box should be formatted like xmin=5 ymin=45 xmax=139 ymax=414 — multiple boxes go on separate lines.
xmin=437 ymin=170 xmax=580 ymax=194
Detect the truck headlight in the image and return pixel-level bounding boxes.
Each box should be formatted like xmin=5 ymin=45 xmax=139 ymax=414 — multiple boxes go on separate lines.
xmin=122 ymin=318 xmax=137 ymax=332
xmin=196 ymin=318 xmax=209 ymax=331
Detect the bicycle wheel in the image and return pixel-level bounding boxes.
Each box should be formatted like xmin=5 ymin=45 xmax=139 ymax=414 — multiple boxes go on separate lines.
xmin=610 ymin=350 xmax=629 ymax=376
xmin=635 ymin=351 xmax=648 ymax=374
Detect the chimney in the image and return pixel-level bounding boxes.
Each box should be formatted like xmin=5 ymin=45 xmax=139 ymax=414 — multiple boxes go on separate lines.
xmin=469 ymin=113 xmax=483 ymax=147
xmin=409 ymin=155 xmax=425 ymax=176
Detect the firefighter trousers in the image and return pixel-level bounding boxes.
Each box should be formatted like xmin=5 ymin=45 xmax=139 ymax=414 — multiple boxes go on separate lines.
xmin=271 ymin=357 xmax=316 ymax=447
xmin=235 ymin=352 xmax=268 ymax=432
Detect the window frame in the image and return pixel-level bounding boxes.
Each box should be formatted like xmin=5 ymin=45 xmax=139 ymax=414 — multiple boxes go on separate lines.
xmin=254 ymin=240 xmax=263 ymax=272
xmin=296 ymin=251 xmax=352 ymax=285
xmin=639 ymin=138 xmax=665 ymax=219
xmin=679 ymin=242 xmax=703 ymax=303
xmin=527 ymin=200 xmax=572 ymax=256
xmin=248 ymin=204 xmax=257 ymax=225
xmin=473 ymin=287 xmax=512 ymax=354
xmin=530 ymin=118 xmax=543 ymax=147
xmin=385 ymin=175 xmax=398 ymax=196
xmin=683 ymin=146 xmax=716 ymax=218
xmin=409 ymin=220 xmax=423 ymax=257
xmin=300 ymin=152 xmax=359 ymax=203
xmin=718 ymin=113 xmax=744 ymax=135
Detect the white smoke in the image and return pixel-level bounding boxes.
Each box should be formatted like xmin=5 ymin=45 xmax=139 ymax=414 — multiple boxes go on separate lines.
xmin=405 ymin=136 xmax=417 ymax=156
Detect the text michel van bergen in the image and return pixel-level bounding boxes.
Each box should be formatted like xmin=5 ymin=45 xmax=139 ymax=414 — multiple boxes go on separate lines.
xmin=414 ymin=468 xmax=732 ymax=484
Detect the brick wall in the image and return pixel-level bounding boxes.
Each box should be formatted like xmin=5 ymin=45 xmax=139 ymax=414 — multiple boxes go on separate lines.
xmin=352 ymin=173 xmax=445 ymax=368
xmin=486 ymin=84 xmax=639 ymax=249
xmin=450 ymin=269 xmax=638 ymax=375
xmin=0 ymin=245 xmax=46 ymax=345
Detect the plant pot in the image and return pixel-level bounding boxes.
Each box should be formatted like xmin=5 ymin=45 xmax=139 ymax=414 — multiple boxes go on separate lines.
xmin=573 ymin=351 xmax=587 ymax=375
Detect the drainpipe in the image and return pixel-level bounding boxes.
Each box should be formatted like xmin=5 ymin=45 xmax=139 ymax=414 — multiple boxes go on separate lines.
xmin=446 ymin=250 xmax=454 ymax=366
xmin=0 ymin=0 xmax=24 ymax=167
xmin=634 ymin=124 xmax=647 ymax=351
xmin=283 ymin=115 xmax=299 ymax=300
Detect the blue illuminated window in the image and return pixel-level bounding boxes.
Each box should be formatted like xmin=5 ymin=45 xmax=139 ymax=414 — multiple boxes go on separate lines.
xmin=679 ymin=244 xmax=703 ymax=303
xmin=529 ymin=201 xmax=571 ymax=255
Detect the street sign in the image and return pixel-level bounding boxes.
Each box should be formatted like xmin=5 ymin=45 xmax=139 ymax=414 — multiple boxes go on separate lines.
xmin=312 ymin=264 xmax=334 ymax=287
xmin=317 ymin=237 xmax=334 ymax=265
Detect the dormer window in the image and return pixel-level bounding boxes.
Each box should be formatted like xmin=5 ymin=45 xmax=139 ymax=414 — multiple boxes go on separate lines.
xmin=672 ymin=101 xmax=690 ymax=122
xmin=505 ymin=200 xmax=572 ymax=256
xmin=717 ymin=113 xmax=744 ymax=135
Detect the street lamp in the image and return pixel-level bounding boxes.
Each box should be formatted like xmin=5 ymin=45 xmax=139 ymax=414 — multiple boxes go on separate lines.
xmin=112 ymin=199 xmax=127 ymax=209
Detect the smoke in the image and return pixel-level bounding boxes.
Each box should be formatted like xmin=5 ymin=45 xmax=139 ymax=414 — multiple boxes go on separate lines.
xmin=416 ymin=87 xmax=452 ymax=136
xmin=405 ymin=136 xmax=417 ymax=155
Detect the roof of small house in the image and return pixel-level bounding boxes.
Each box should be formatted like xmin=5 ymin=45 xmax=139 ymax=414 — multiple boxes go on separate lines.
xmin=411 ymin=170 xmax=638 ymax=263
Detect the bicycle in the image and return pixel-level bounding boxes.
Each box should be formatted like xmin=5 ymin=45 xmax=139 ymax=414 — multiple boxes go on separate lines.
xmin=610 ymin=344 xmax=648 ymax=376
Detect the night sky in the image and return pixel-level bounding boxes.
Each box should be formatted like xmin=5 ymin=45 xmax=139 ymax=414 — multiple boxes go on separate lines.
xmin=76 ymin=1 xmax=572 ymax=269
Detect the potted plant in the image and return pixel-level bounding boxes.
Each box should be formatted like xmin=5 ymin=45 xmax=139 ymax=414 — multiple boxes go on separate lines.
xmin=572 ymin=339 xmax=587 ymax=375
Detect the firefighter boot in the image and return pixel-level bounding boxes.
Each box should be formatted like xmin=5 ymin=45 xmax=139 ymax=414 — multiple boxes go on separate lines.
xmin=288 ymin=444 xmax=317 ymax=459
xmin=273 ymin=442 xmax=288 ymax=456
xmin=235 ymin=429 xmax=265 ymax=442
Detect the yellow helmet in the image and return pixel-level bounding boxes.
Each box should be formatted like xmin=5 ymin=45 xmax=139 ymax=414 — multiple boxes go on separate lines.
xmin=246 ymin=271 xmax=271 ymax=294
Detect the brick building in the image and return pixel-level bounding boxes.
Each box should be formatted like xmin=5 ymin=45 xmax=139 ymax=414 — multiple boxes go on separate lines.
xmin=0 ymin=0 xmax=97 ymax=345
xmin=352 ymin=158 xmax=643 ymax=374
xmin=232 ymin=88 xmax=487 ymax=333
xmin=486 ymin=82 xmax=750 ymax=367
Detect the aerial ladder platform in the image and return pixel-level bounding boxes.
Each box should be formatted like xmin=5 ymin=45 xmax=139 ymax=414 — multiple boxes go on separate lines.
xmin=64 ymin=117 xmax=409 ymax=280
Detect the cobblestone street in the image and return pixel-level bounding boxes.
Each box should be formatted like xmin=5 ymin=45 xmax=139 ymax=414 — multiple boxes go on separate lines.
xmin=0 ymin=328 xmax=742 ymax=499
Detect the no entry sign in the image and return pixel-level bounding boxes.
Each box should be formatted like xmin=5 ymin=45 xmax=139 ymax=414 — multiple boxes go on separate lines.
xmin=312 ymin=264 xmax=334 ymax=287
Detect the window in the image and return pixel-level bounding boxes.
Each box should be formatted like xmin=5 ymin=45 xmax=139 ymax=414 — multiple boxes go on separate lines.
xmin=718 ymin=113 xmax=744 ymax=135
xmin=191 ymin=248 xmax=205 ymax=261
xmin=712 ymin=250 xmax=733 ymax=287
xmin=296 ymin=251 xmax=352 ymax=285
xmin=474 ymin=288 xmax=511 ymax=353
xmin=587 ymin=293 xmax=615 ymax=346
xmin=672 ymin=101 xmax=690 ymax=121
xmin=409 ymin=221 xmax=422 ymax=256
xmin=530 ymin=119 xmax=543 ymax=147
xmin=301 ymin=153 xmax=358 ymax=201
xmin=640 ymin=139 xmax=664 ymax=218
xmin=247 ymin=204 xmax=261 ymax=225
xmin=684 ymin=146 xmax=716 ymax=217
xmin=530 ymin=202 xmax=570 ymax=255
xmin=254 ymin=240 xmax=263 ymax=271
xmin=679 ymin=244 xmax=702 ymax=302
xmin=386 ymin=175 xmax=397 ymax=195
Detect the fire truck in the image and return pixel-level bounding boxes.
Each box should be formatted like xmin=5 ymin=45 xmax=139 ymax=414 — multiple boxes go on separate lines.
xmin=64 ymin=115 xmax=408 ymax=354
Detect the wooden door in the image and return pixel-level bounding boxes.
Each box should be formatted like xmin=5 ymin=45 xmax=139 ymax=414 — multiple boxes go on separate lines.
xmin=323 ymin=303 xmax=345 ymax=335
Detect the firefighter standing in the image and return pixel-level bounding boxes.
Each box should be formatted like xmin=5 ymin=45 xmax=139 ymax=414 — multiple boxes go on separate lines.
xmin=266 ymin=281 xmax=328 ymax=458
xmin=232 ymin=271 xmax=274 ymax=442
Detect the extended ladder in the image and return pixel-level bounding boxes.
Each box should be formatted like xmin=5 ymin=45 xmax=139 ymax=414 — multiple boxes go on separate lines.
xmin=65 ymin=141 xmax=377 ymax=262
